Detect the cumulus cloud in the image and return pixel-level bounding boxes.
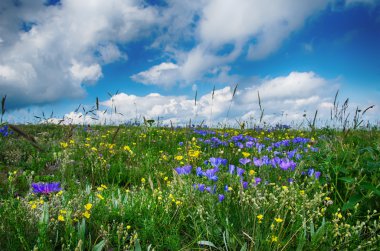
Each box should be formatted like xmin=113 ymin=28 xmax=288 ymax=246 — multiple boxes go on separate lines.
xmin=0 ymin=0 xmax=158 ymax=108
xmin=133 ymin=0 xmax=330 ymax=86
xmin=52 ymin=71 xmax=377 ymax=126
xmin=131 ymin=62 xmax=180 ymax=87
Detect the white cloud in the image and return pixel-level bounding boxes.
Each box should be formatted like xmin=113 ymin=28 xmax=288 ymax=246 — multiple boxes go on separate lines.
xmin=133 ymin=0 xmax=330 ymax=86
xmin=131 ymin=62 xmax=180 ymax=87
xmin=70 ymin=61 xmax=102 ymax=83
xmin=0 ymin=0 xmax=158 ymax=108
xmin=26 ymin=71 xmax=376 ymax=126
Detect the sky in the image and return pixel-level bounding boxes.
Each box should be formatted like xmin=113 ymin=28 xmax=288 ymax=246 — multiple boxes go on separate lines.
xmin=0 ymin=0 xmax=379 ymax=127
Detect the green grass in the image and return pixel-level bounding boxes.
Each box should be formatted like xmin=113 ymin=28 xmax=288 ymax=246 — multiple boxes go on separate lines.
xmin=0 ymin=124 xmax=379 ymax=250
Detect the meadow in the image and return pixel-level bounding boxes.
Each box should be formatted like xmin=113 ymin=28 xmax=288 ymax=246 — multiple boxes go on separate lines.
xmin=0 ymin=119 xmax=379 ymax=250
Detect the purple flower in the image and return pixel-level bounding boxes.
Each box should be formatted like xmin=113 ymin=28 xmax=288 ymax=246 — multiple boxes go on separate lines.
xmin=32 ymin=182 xmax=62 ymax=194
xmin=205 ymin=168 xmax=219 ymax=181
xmin=246 ymin=141 xmax=254 ymax=148
xmin=315 ymin=171 xmax=321 ymax=179
xmin=241 ymin=181 xmax=248 ymax=189
xmin=175 ymin=165 xmax=192 ymax=175
xmin=218 ymin=194 xmax=225 ymax=202
xmin=253 ymin=157 xmax=263 ymax=167
xmin=254 ymin=177 xmax=262 ymax=185
xmin=237 ymin=167 xmax=245 ymax=177
xmin=206 ymin=185 xmax=216 ymax=194
xmin=0 ymin=125 xmax=13 ymax=137
xmin=228 ymin=164 xmax=236 ymax=174
xmin=209 ymin=157 xmax=225 ymax=168
xmin=196 ymin=167 xmax=205 ymax=177
xmin=239 ymin=158 xmax=251 ymax=165
xmin=279 ymin=158 xmax=296 ymax=171
xmin=198 ymin=184 xmax=205 ymax=192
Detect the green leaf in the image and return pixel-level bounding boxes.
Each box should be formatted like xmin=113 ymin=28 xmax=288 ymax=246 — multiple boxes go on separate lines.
xmin=342 ymin=194 xmax=363 ymax=211
xmin=134 ymin=239 xmax=142 ymax=251
xmin=240 ymin=243 xmax=247 ymax=251
xmin=360 ymin=182 xmax=380 ymax=196
xmin=92 ymin=240 xmax=106 ymax=251
xmin=198 ymin=240 xmax=217 ymax=249
xmin=338 ymin=177 xmax=355 ymax=183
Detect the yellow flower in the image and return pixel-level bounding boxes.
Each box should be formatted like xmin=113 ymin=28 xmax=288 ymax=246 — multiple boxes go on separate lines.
xmin=59 ymin=210 xmax=67 ymax=214
xmin=97 ymin=187 xmax=104 ymax=191
xmin=58 ymin=215 xmax=65 ymax=222
xmin=271 ymin=235 xmax=278 ymax=242
xmin=175 ymin=200 xmax=182 ymax=206
xmin=126 ymin=225 xmax=131 ymax=230
xmin=282 ymin=186 xmax=288 ymax=191
xmin=274 ymin=217 xmax=283 ymax=223
xmin=60 ymin=142 xmax=68 ymax=148
xmin=337 ymin=212 xmax=343 ymax=219
xmin=158 ymin=196 xmax=162 ymax=200
xmin=91 ymin=147 xmax=97 ymax=152
xmin=84 ymin=203 xmax=92 ymax=211
xmin=257 ymin=214 xmax=264 ymax=220
xmin=174 ymin=155 xmax=183 ymax=161
xmin=101 ymin=184 xmax=108 ymax=189
xmin=31 ymin=203 xmax=37 ymax=209
xmin=96 ymin=194 xmax=104 ymax=200
xmin=249 ymin=170 xmax=255 ymax=176
xmin=227 ymin=186 xmax=233 ymax=191
xmin=83 ymin=211 xmax=91 ymax=219
xmin=163 ymin=176 xmax=168 ymax=181
xmin=242 ymin=152 xmax=250 ymax=158
xmin=188 ymin=150 xmax=201 ymax=158
xmin=141 ymin=178 xmax=146 ymax=184
xmin=300 ymin=190 xmax=305 ymax=195
xmin=69 ymin=139 xmax=75 ymax=144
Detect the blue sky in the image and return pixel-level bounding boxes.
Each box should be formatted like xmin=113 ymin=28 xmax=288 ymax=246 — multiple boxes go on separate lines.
xmin=0 ymin=0 xmax=379 ymax=126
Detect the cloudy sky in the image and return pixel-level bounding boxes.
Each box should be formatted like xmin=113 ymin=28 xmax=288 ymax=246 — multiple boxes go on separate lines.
xmin=1 ymin=0 xmax=379 ymax=126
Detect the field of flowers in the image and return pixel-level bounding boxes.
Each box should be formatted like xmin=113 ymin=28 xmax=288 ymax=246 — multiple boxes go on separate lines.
xmin=0 ymin=123 xmax=379 ymax=250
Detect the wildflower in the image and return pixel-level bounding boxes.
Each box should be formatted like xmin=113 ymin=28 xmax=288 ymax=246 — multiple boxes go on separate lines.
xmin=60 ymin=142 xmax=68 ymax=148
xmin=249 ymin=169 xmax=255 ymax=176
xmin=141 ymin=178 xmax=146 ymax=184
xmin=226 ymin=164 xmax=236 ymax=176
xmin=239 ymin=158 xmax=251 ymax=165
xmin=242 ymin=152 xmax=250 ymax=158
xmin=300 ymin=190 xmax=305 ymax=195
xmin=205 ymin=168 xmax=219 ymax=181
xmin=96 ymin=193 xmax=104 ymax=200
xmin=174 ymin=165 xmax=192 ymax=175
xmin=254 ymin=177 xmax=262 ymax=185
xmin=188 ymin=150 xmax=200 ymax=158
xmin=218 ymin=194 xmax=225 ymax=202
xmin=175 ymin=200 xmax=182 ymax=206
xmin=253 ymin=157 xmax=263 ymax=167
xmin=84 ymin=203 xmax=92 ymax=211
xmin=126 ymin=225 xmax=131 ymax=230
xmin=209 ymin=157 xmax=225 ymax=168
xmin=174 ymin=155 xmax=183 ymax=161
xmin=60 ymin=210 xmax=67 ymax=214
xmin=271 ymin=236 xmax=278 ymax=242
xmin=31 ymin=203 xmax=37 ymax=209
xmin=32 ymin=182 xmax=62 ymax=194
xmin=257 ymin=214 xmax=264 ymax=221
xmin=274 ymin=217 xmax=283 ymax=223
xmin=58 ymin=215 xmax=65 ymax=222
xmin=83 ymin=211 xmax=91 ymax=219
xmin=237 ymin=167 xmax=245 ymax=177
xmin=241 ymin=181 xmax=248 ymax=189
